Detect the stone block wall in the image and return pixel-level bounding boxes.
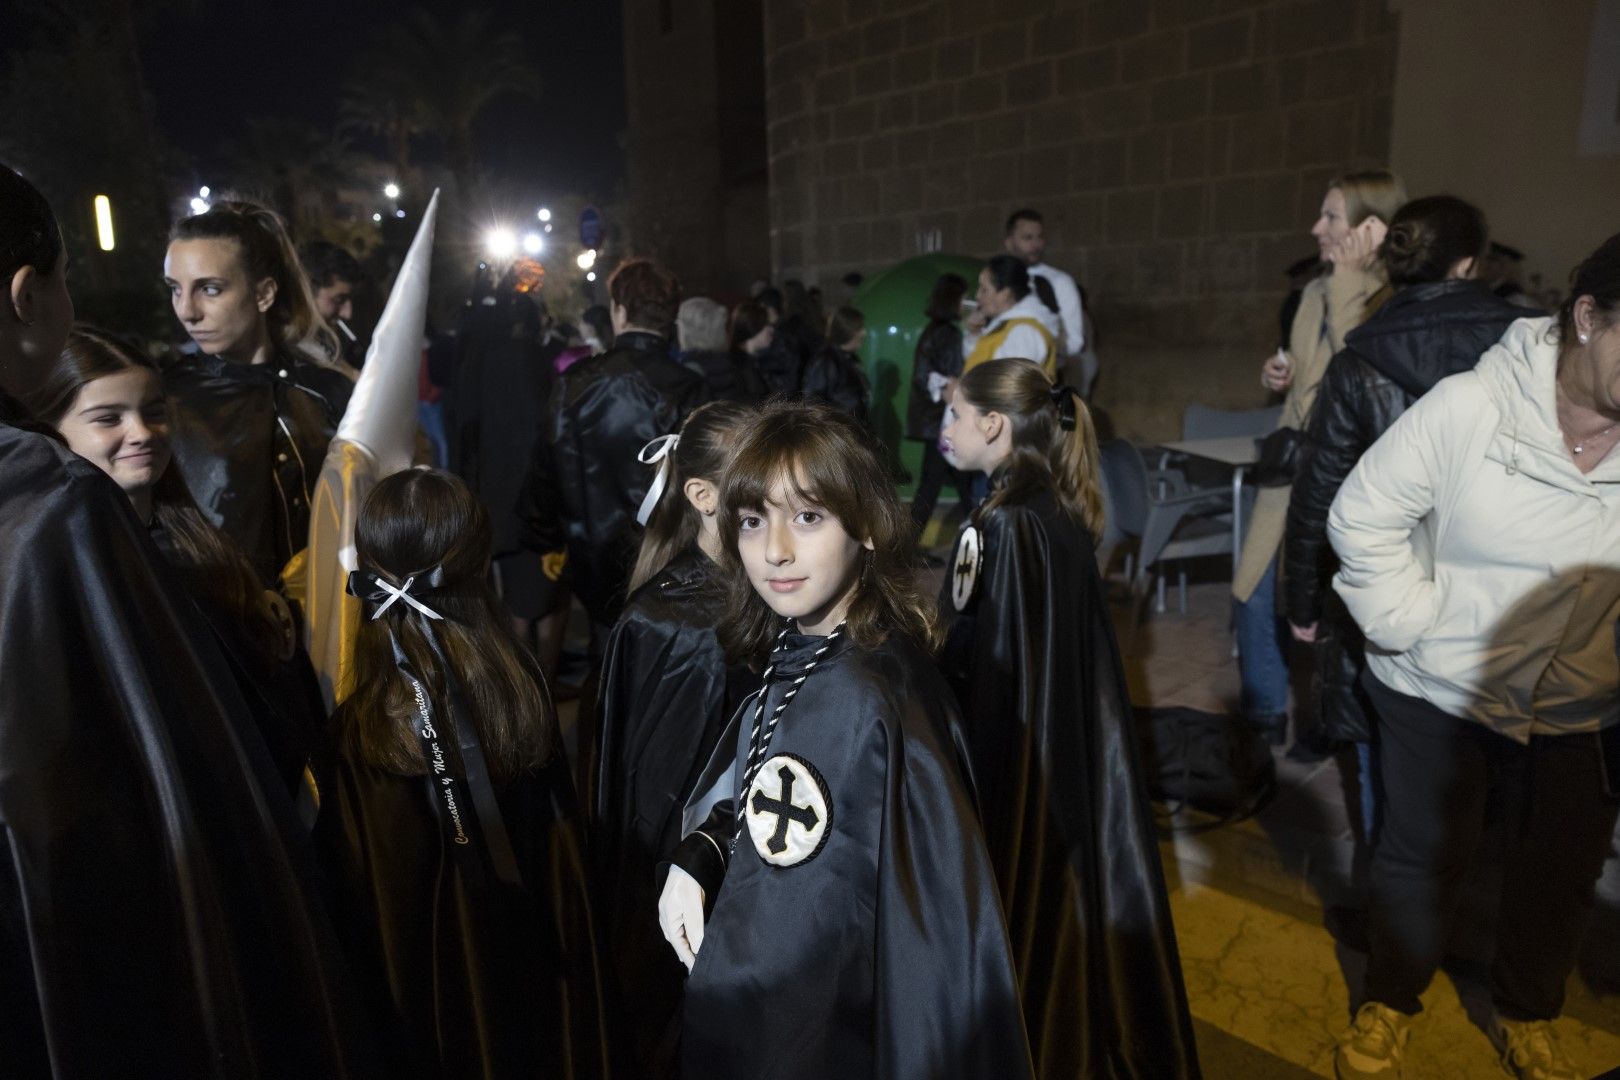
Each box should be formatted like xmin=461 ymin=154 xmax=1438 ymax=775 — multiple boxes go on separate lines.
xmin=763 ymin=0 xmax=1400 ymax=440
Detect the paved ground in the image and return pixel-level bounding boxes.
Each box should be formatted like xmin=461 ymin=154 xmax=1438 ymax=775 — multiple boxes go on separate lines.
xmin=1116 ymin=575 xmax=1620 ymax=1079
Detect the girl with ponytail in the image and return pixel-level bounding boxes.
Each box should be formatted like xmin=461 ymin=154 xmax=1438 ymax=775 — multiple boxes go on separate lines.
xmin=595 ymin=400 xmax=759 ymax=1078
xmin=938 ymin=357 xmax=1200 ymax=1079
xmin=317 ymin=468 xmax=608 ymax=1079
xmin=161 ymin=197 xmax=357 ymax=584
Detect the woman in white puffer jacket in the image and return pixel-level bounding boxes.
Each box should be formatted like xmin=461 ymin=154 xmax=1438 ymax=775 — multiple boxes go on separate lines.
xmin=1325 ymin=233 xmax=1620 ymax=1080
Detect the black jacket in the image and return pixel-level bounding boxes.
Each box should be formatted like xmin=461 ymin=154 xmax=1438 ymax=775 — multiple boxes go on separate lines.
xmin=799 ymin=343 xmax=870 ymax=423
xmin=515 ymin=331 xmax=710 ymax=628
xmin=905 ymin=319 xmax=963 ymax=441
xmin=162 ymin=349 xmax=353 ymax=585
xmin=679 ymin=348 xmax=767 ymax=404
xmin=1284 ymin=280 xmax=1530 ymax=742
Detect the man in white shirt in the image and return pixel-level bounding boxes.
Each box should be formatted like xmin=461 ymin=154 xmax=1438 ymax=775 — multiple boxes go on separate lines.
xmin=1004 ymin=208 xmax=1097 ymax=395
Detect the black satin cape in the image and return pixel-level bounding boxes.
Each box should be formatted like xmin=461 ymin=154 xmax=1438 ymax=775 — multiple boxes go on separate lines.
xmin=0 ymin=403 xmax=375 ymax=1077
xmin=162 ymin=349 xmax=352 ymax=584
xmin=938 ymin=488 xmax=1201 ymax=1079
xmin=315 ymin=724 xmax=610 ymax=1079
xmin=594 ymin=546 xmax=756 ymax=1078
xmin=673 ymin=631 xmax=1034 ymax=1080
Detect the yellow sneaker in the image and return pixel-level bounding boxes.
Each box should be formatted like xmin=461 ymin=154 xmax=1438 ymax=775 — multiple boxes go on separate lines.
xmin=1492 ymin=1017 xmax=1581 ymax=1080
xmin=1335 ymin=1001 xmax=1413 ymax=1079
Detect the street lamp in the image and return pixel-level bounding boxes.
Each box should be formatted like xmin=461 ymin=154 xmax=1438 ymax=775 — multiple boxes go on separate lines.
xmin=93 ymin=195 xmax=115 ymax=251
xmin=383 ymin=182 xmax=400 ymax=200
xmin=485 ymin=228 xmax=518 ymax=259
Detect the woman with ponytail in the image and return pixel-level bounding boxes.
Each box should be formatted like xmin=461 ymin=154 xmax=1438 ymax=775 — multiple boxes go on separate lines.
xmin=594 ymin=400 xmax=759 ymax=1079
xmin=161 ymin=197 xmax=356 ymax=585
xmin=317 ymin=467 xmax=609 ymax=1079
xmin=939 ymin=358 xmax=1199 ymax=1079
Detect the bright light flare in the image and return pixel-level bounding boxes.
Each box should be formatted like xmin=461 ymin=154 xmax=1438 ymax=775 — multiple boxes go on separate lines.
xmin=372 ymin=212 xmax=383 ymax=222
xmin=198 ymin=185 xmax=210 ymax=198
xmin=522 ymin=232 xmax=544 ymax=255
xmin=93 ymin=196 xmax=115 ymax=251
xmin=485 ymin=228 xmax=518 ymax=259
xmin=189 ymin=196 xmax=210 ymax=215
xmin=537 ymin=207 xmax=552 ymax=222
xmin=585 ymin=271 xmax=596 ymax=282
xmin=576 ymin=248 xmax=597 ymax=270
xmin=383 ymin=182 xmax=401 ymax=199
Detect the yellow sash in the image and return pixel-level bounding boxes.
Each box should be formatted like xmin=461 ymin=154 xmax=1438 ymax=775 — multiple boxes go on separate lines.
xmin=963 ymin=316 xmax=1056 ymax=376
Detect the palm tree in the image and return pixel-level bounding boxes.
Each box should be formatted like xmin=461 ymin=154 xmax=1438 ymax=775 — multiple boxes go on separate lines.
xmin=340 ymin=55 xmax=427 ymax=181
xmin=342 ymin=7 xmax=541 ymax=196
xmin=221 ymin=118 xmax=355 ymax=237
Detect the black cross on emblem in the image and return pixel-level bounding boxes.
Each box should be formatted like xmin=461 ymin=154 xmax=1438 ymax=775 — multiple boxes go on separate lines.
xmin=954 ymin=545 xmax=976 ymax=591
xmin=750 ymin=765 xmax=820 ymax=854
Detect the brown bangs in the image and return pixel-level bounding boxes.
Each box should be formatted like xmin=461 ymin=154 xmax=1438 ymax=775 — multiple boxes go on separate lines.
xmin=717 ymin=400 xmax=937 ymax=666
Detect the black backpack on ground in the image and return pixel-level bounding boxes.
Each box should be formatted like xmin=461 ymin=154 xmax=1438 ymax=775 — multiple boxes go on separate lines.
xmin=1135 ymin=707 xmax=1276 ymax=831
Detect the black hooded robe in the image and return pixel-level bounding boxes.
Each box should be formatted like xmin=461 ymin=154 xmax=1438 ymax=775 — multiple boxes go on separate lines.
xmin=938 ymin=489 xmax=1201 ymax=1080
xmin=670 ymin=631 xmax=1034 ymax=1080
xmin=594 ymin=547 xmax=757 ymax=1078
xmin=0 ymin=397 xmax=375 ymax=1078
xmin=315 ymin=723 xmax=610 ymax=1080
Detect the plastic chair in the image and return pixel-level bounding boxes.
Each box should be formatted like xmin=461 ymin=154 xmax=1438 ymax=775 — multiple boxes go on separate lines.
xmin=1099 ymin=439 xmax=1234 ymax=618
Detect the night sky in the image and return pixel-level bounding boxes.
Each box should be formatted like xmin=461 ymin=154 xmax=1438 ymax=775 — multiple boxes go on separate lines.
xmin=137 ymin=0 xmax=626 ymax=196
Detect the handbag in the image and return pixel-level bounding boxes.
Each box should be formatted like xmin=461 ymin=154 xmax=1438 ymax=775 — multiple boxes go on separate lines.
xmin=1251 ymin=426 xmax=1304 ymax=488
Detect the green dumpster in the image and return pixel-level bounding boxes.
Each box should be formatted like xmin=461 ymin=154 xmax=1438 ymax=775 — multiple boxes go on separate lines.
xmin=851 ymin=253 xmax=983 ymax=495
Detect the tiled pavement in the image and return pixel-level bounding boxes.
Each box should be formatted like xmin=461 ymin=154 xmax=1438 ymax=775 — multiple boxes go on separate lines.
xmin=1115 ymin=576 xmax=1620 ymax=1080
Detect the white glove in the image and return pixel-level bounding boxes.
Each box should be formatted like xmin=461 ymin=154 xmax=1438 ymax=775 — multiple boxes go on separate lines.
xmin=658 ymin=864 xmax=707 ymax=972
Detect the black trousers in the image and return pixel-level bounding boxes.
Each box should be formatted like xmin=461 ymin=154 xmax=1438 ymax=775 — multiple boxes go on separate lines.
xmin=909 ymin=442 xmax=973 ymax=532
xmin=1361 ymin=672 xmax=1620 ymax=1020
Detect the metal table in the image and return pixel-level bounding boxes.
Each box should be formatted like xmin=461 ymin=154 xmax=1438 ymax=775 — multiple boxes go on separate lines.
xmin=1158 ymin=436 xmax=1260 ymax=578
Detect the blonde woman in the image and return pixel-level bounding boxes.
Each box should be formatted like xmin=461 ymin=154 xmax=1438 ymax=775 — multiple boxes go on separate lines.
xmin=1233 ymin=170 xmax=1405 ymax=744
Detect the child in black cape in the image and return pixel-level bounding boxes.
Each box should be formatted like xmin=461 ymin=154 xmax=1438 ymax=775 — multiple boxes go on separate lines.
xmin=595 ymin=400 xmax=759 ymax=1078
xmin=938 ymin=358 xmax=1201 ymax=1079
xmin=660 ymin=400 xmax=1033 ymax=1080
xmin=315 ymin=468 xmax=609 ymax=1079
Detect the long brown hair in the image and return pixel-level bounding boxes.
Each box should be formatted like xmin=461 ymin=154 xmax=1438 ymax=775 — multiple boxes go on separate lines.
xmin=335 ymin=468 xmax=553 ymax=781
xmin=628 ymin=400 xmax=757 ymax=593
xmin=956 ymin=358 xmax=1105 ymax=539
xmin=27 ymin=328 xmax=283 ymax=658
xmin=170 ymin=198 xmax=341 ymax=363
xmin=717 ymin=400 xmax=935 ymax=665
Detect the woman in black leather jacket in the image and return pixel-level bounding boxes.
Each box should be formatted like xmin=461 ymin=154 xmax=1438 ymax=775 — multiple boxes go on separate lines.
xmin=1283 ymin=196 xmax=1532 ymax=824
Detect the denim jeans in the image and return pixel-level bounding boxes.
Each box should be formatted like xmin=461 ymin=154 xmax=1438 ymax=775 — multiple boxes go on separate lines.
xmin=1234 ymin=553 xmax=1289 ymax=722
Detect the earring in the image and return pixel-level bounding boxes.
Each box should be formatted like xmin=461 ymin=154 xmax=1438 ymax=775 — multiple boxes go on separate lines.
xmin=1580 ymin=332 xmax=1590 ymax=344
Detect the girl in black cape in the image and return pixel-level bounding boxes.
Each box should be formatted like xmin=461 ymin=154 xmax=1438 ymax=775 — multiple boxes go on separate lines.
xmin=938 ymin=358 xmax=1201 ymax=1079
xmin=315 ymin=469 xmax=610 ymax=1079
xmin=595 ymin=400 xmax=759 ymax=1078
xmin=25 ymin=329 xmax=331 ymax=810
xmin=659 ymin=400 xmax=1033 ymax=1080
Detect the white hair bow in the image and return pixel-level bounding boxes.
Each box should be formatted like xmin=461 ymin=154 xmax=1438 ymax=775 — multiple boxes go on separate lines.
xmin=635 ymin=433 xmax=681 ymax=527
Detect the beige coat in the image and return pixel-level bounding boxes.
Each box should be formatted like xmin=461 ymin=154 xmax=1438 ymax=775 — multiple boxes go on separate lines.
xmin=1232 ymin=266 xmax=1379 ymax=602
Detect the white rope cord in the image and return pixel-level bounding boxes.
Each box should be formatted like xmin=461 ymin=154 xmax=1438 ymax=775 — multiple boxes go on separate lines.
xmin=732 ymin=620 xmax=848 ymax=850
